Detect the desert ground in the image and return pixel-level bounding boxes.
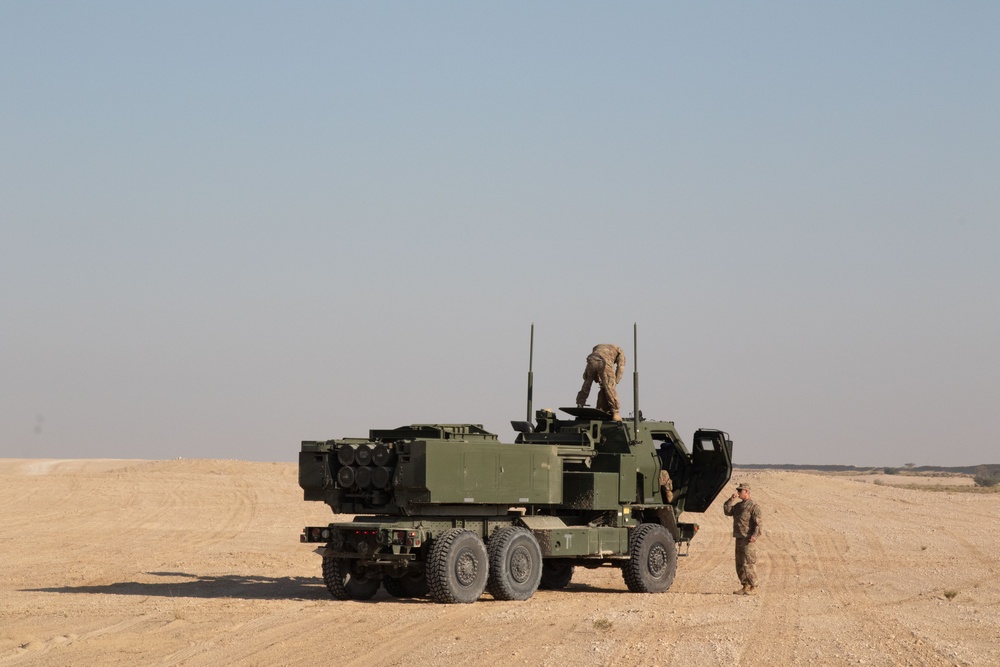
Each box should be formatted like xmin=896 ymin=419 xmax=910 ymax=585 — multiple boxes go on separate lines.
xmin=1 ymin=460 xmax=997 ymax=667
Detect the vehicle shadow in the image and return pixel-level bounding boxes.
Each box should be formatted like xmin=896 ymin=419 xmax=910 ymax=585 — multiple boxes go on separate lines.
xmin=23 ymin=571 xmax=336 ymax=601
xmin=23 ymin=571 xmax=629 ymax=601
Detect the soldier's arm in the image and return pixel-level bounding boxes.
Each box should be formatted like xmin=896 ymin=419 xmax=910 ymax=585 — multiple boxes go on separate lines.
xmin=749 ymin=504 xmax=763 ymax=540
xmin=723 ymin=498 xmax=736 ymax=516
xmin=615 ymin=347 xmax=626 ymax=384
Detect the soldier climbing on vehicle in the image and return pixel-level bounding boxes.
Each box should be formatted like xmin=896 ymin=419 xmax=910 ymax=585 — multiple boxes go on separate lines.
xmin=575 ymin=343 xmax=626 ymax=421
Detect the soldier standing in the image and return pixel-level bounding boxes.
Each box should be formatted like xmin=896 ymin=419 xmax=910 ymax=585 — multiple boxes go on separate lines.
xmin=575 ymin=343 xmax=626 ymax=421
xmin=723 ymin=482 xmax=763 ymax=595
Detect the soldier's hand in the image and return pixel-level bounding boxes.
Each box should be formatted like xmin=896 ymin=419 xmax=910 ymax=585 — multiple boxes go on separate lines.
xmin=731 ymin=493 xmax=739 ymax=501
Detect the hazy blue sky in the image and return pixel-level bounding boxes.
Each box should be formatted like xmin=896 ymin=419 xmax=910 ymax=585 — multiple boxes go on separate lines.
xmin=2 ymin=3 xmax=997 ymax=466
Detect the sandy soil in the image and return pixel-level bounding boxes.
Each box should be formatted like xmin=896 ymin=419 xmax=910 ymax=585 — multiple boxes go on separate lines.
xmin=1 ymin=459 xmax=997 ymax=667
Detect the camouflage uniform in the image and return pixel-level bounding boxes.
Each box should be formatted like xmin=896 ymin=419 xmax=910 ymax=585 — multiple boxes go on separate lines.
xmin=575 ymin=344 xmax=626 ymax=415
xmin=723 ymin=485 xmax=763 ymax=592
xmin=658 ymin=469 xmax=674 ymax=502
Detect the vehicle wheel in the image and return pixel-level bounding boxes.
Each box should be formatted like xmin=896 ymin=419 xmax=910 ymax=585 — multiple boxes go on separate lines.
xmin=382 ymin=571 xmax=429 ymax=598
xmin=426 ymin=528 xmax=489 ymax=604
xmin=538 ymin=561 xmax=574 ymax=590
xmin=622 ymin=523 xmax=677 ymax=593
xmin=322 ymin=556 xmax=381 ymax=600
xmin=487 ymin=526 xmax=542 ymax=601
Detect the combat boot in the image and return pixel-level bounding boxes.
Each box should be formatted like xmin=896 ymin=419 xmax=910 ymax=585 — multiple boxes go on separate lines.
xmin=733 ymin=585 xmax=750 ymax=595
xmin=746 ymin=585 xmax=757 ymax=595
xmin=612 ymin=411 xmax=622 ymax=421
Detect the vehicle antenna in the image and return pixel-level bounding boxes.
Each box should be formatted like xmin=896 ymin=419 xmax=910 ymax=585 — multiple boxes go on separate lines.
xmin=633 ymin=322 xmax=639 ymax=444
xmin=526 ymin=323 xmax=534 ymax=422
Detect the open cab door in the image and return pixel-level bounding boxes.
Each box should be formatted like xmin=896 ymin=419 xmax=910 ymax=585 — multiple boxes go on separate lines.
xmin=684 ymin=430 xmax=733 ymax=512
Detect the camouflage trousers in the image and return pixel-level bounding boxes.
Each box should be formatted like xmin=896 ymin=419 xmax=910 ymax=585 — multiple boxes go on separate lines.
xmin=735 ymin=538 xmax=758 ymax=587
xmin=576 ymin=354 xmax=620 ymax=413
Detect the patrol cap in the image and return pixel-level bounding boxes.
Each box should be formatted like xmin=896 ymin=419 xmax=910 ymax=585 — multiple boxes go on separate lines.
xmin=736 ymin=482 xmax=751 ymax=491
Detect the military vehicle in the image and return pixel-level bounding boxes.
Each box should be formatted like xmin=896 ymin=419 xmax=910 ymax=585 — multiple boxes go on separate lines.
xmin=299 ymin=326 xmax=732 ymax=603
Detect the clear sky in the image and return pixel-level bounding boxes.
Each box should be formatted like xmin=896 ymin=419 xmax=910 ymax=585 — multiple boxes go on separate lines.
xmin=2 ymin=2 xmax=998 ymax=467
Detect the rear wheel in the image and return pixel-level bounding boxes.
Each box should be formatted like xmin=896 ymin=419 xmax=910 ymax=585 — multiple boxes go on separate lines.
xmin=322 ymin=556 xmax=381 ymax=600
xmin=487 ymin=527 xmax=542 ymax=601
xmin=426 ymin=529 xmax=489 ymax=604
xmin=622 ymin=523 xmax=677 ymax=593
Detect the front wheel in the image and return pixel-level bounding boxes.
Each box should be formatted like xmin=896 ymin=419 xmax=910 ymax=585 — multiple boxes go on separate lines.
xmin=322 ymin=556 xmax=381 ymax=600
xmin=426 ymin=529 xmax=489 ymax=604
xmin=539 ymin=561 xmax=574 ymax=590
xmin=383 ymin=571 xmax=429 ymax=598
xmin=622 ymin=523 xmax=677 ymax=593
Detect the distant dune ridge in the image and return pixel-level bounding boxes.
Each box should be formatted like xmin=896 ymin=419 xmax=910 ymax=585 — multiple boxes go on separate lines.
xmin=736 ymin=463 xmax=989 ymax=474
